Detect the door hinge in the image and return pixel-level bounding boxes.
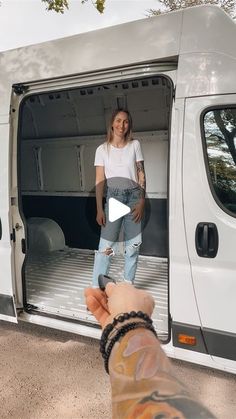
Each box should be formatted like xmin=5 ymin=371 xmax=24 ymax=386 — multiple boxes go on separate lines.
xmin=25 ymin=303 xmax=38 ymax=312
xmin=10 ymin=228 xmax=16 ymax=242
xmin=12 ymin=83 xmax=29 ymax=95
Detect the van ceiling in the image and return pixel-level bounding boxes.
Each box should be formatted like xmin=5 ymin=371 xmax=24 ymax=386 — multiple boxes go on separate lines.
xmin=20 ymin=76 xmax=172 ymax=140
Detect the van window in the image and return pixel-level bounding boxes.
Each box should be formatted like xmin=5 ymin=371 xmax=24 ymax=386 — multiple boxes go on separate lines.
xmin=203 ymin=107 xmax=236 ymax=215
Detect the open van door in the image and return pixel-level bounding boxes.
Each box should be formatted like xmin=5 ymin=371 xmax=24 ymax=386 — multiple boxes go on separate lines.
xmin=183 ymin=95 xmax=236 ymax=367
xmin=0 ymin=120 xmax=17 ymax=322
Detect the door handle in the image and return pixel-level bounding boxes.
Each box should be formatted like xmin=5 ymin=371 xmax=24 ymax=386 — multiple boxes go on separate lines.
xmin=0 ymin=218 xmax=2 ymax=240
xmin=195 ymin=222 xmax=219 ymax=258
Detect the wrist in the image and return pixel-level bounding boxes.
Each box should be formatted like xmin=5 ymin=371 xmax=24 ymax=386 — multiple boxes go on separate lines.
xmin=100 ymin=311 xmax=156 ymax=374
xmin=105 ymin=317 xmax=147 ymax=335
xmin=105 ymin=322 xmax=157 ymax=373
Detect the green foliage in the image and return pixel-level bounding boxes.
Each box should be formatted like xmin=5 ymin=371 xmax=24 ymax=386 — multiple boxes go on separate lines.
xmin=95 ymin=0 xmax=105 ymax=13
xmin=204 ymin=109 xmax=236 ymax=213
xmin=42 ymin=0 xmax=69 ymax=13
xmin=42 ymin=0 xmax=105 ymax=13
xmin=148 ymin=0 xmax=236 ymax=18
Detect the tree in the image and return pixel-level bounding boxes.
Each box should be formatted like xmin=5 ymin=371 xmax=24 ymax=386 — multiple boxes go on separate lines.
xmin=41 ymin=0 xmax=105 ymax=14
xmin=148 ymin=0 xmax=236 ymax=18
xmin=204 ymin=109 xmax=236 ymax=209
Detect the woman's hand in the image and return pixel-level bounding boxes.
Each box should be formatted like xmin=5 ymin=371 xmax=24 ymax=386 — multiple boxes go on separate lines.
xmin=84 ymin=283 xmax=155 ymax=328
xmin=131 ymin=198 xmax=145 ymax=223
xmin=96 ymin=209 xmax=106 ymax=226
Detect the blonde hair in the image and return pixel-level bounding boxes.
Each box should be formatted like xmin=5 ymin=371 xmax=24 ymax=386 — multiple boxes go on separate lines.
xmin=106 ymin=109 xmax=133 ymax=144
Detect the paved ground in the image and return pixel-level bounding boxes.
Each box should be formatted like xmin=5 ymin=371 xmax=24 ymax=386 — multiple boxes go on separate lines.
xmin=0 ymin=320 xmax=236 ymax=419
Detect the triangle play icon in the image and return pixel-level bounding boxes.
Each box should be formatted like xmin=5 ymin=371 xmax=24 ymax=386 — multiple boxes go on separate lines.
xmin=108 ymin=198 xmax=131 ymax=222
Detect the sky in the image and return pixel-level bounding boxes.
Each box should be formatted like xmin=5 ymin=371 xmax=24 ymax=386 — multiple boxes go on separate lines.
xmin=0 ymin=0 xmax=159 ymax=51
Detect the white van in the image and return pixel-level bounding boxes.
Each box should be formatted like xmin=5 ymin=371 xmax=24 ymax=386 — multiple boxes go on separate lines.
xmin=1 ymin=5 xmax=236 ymax=373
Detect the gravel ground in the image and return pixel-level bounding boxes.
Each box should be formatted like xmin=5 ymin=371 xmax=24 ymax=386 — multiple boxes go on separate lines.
xmin=0 ymin=320 xmax=235 ymax=419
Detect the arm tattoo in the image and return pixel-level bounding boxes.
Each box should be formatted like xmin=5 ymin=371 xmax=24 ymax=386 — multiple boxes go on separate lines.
xmin=109 ymin=329 xmax=216 ymax=419
xmin=136 ymin=161 xmax=146 ymax=199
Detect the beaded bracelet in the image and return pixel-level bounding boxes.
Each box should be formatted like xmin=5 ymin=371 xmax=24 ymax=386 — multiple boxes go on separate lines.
xmin=103 ymin=321 xmax=158 ymax=374
xmin=100 ymin=311 xmax=153 ymax=358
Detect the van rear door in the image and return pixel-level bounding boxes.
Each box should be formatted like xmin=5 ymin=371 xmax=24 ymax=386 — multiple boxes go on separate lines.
xmin=0 ymin=118 xmax=17 ymax=322
xmin=183 ymin=95 xmax=236 ymax=367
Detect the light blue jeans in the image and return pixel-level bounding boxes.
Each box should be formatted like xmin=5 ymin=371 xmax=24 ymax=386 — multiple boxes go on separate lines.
xmin=92 ymin=187 xmax=142 ymax=287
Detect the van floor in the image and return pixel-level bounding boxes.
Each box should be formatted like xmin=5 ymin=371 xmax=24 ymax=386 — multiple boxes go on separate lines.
xmin=25 ymin=248 xmax=168 ymax=339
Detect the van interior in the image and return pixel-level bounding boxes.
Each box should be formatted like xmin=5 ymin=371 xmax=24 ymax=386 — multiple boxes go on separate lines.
xmin=19 ymin=74 xmax=172 ymax=340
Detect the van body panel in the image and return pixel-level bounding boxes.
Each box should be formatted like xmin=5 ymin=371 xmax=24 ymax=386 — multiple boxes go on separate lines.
xmin=177 ymin=53 xmax=236 ymax=99
xmin=169 ymin=99 xmax=201 ymax=326
xmin=0 ymin=294 xmax=16 ymax=317
xmin=1 ymin=6 xmax=236 ymax=115
xmin=181 ymin=7 xmax=236 ymax=57
xmin=202 ymin=328 xmax=236 ymax=361
xmin=183 ymin=95 xmax=236 ymax=335
xmin=164 ymin=340 xmax=236 ymax=374
xmin=0 ymin=123 xmax=17 ymax=320
xmin=176 ymin=7 xmax=236 ymax=98
xmin=0 ymin=12 xmax=181 ymax=116
xmin=19 ymin=312 xmax=102 ymax=339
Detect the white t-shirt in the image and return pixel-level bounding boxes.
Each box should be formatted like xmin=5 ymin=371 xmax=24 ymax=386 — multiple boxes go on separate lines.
xmin=94 ymin=140 xmax=144 ymax=185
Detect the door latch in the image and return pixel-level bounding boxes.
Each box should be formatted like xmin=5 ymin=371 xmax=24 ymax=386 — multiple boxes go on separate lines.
xmin=15 ymin=223 xmax=22 ymax=231
xmin=195 ymin=222 xmax=219 ymax=258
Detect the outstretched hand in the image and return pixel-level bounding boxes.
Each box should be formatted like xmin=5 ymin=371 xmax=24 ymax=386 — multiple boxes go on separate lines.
xmin=84 ymin=283 xmax=155 ymax=329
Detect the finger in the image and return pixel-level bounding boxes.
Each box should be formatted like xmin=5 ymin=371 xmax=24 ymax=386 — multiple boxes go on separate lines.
xmin=142 ymin=294 xmax=155 ymax=316
xmin=86 ymin=295 xmax=109 ymax=327
xmin=84 ymin=288 xmax=109 ymax=311
xmin=105 ymin=282 xmax=116 ymax=297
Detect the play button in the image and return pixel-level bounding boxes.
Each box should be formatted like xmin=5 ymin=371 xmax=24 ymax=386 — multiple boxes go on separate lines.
xmin=108 ymin=198 xmax=130 ymax=222
xmin=86 ymin=176 xmax=150 ymax=242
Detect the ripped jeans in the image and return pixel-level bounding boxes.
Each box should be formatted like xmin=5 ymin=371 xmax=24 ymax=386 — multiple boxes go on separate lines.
xmin=92 ymin=187 xmax=142 ymax=287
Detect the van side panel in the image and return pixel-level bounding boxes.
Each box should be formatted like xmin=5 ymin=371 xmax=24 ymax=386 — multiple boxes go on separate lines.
xmin=0 ymin=121 xmax=17 ymax=321
xmin=169 ymin=100 xmax=201 ymax=326
xmin=0 ymin=12 xmax=182 ymax=116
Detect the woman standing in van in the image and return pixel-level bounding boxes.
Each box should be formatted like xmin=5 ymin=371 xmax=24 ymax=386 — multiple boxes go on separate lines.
xmin=92 ymin=109 xmax=146 ymax=287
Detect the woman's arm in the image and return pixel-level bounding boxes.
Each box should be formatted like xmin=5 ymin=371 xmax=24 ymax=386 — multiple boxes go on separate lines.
xmin=131 ymin=160 xmax=146 ymax=222
xmin=136 ymin=160 xmax=146 ymax=199
xmin=95 ymin=166 xmax=106 ymax=226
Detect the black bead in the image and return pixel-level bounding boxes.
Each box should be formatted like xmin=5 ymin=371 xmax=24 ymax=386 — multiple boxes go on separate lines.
xmin=118 ymin=315 xmax=125 ymax=323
